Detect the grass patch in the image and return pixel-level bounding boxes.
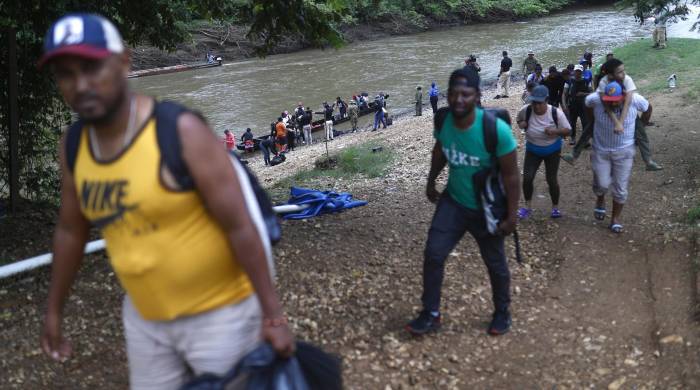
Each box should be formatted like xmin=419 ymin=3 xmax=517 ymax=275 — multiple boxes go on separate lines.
xmin=269 ymin=142 xmax=394 ymax=200
xmin=689 ymin=205 xmax=700 ymax=225
xmin=606 ymin=38 xmax=700 ymax=103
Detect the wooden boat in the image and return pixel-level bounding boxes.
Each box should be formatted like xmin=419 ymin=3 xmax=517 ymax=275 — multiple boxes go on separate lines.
xmin=237 ymin=100 xmax=384 ymax=152
xmin=128 ymin=58 xmax=222 ymax=79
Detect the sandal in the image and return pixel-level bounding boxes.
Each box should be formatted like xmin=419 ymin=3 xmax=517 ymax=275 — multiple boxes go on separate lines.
xmin=609 ymin=223 xmax=623 ymax=234
xmin=551 ymin=208 xmax=562 ymax=219
xmin=518 ymin=207 xmax=532 ymax=220
xmin=594 ymin=207 xmax=606 ymax=221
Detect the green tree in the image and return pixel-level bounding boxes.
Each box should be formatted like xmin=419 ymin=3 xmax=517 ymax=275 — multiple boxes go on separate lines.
xmin=616 ymin=0 xmax=700 ymax=27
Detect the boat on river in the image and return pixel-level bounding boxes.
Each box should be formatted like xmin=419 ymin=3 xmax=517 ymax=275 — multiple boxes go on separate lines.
xmin=236 ymin=98 xmax=386 ymax=152
xmin=128 ymin=58 xmax=223 ymax=79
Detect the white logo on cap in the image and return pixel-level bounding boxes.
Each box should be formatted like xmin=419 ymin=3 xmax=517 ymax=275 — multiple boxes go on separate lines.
xmin=54 ymin=17 xmax=84 ymax=46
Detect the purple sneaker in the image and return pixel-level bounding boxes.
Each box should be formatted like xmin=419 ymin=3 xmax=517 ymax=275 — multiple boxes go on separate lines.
xmin=551 ymin=208 xmax=562 ymax=219
xmin=518 ymin=207 xmax=532 ymax=219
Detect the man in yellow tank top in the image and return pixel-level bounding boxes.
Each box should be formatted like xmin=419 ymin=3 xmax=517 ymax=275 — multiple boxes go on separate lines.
xmin=38 ymin=14 xmax=293 ymax=389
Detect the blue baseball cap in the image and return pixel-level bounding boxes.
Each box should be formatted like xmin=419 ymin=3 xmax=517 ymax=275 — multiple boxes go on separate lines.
xmin=602 ymin=81 xmax=624 ymax=102
xmin=528 ymin=85 xmax=549 ymax=103
xmin=39 ymin=13 xmax=124 ymax=69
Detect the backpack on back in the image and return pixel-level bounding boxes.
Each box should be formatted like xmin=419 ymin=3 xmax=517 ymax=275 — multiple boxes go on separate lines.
xmin=524 ymin=105 xmax=559 ymax=130
xmin=65 ymin=100 xmax=282 ymax=246
xmin=433 ymin=107 xmax=523 ymax=263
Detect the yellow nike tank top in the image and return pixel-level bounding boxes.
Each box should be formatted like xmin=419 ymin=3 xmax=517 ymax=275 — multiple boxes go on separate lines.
xmin=73 ymin=113 xmax=253 ymax=321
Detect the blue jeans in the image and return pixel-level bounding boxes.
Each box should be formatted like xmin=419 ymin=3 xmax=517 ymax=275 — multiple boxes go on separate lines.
xmin=373 ymin=110 xmax=386 ymax=130
xmin=421 ymin=193 xmax=511 ymax=314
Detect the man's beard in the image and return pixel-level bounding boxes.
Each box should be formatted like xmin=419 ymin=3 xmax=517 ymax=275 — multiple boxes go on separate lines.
xmin=81 ymin=86 xmax=127 ymax=127
xmin=451 ymin=104 xmax=475 ymax=120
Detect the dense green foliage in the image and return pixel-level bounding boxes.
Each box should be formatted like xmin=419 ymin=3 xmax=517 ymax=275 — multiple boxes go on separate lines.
xmin=616 ymin=0 xmax=699 ymax=25
xmin=341 ymin=0 xmax=570 ymax=27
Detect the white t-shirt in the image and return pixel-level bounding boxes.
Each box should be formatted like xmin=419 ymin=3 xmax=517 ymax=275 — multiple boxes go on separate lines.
xmin=517 ymin=104 xmax=571 ymax=147
xmin=527 ymin=73 xmax=544 ymax=84
xmin=597 ymin=74 xmax=637 ymax=93
xmin=585 ymin=93 xmax=649 ymax=152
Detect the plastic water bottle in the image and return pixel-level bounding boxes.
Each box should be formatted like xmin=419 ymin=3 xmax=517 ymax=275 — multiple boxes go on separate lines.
xmin=668 ymin=74 xmax=677 ymax=89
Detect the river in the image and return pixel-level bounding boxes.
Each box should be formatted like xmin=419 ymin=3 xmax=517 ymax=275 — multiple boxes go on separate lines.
xmin=130 ymin=5 xmax=672 ymax=138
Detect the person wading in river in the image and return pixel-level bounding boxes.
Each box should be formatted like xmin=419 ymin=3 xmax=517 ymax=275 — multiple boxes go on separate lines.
xmin=495 ymin=50 xmax=512 ymax=99
xmin=38 ymin=13 xmax=293 ymax=389
xmin=405 ymin=67 xmax=520 ymax=337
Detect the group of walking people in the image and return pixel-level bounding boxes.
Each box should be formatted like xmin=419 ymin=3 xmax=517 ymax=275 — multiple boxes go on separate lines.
xmin=37 ymin=12 xmax=668 ymax=390
xmin=406 ymin=49 xmax=662 ymax=338
xmin=513 ymin=50 xmax=662 ymax=231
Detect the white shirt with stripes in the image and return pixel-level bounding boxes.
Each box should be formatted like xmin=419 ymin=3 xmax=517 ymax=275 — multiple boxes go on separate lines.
xmin=585 ymin=93 xmax=649 ymax=152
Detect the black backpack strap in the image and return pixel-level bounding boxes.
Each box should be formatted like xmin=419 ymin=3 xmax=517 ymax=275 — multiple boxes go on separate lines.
xmin=433 ymin=107 xmax=450 ymax=134
xmin=65 ymin=120 xmax=84 ymax=173
xmin=154 ymin=100 xmax=195 ymax=191
xmin=524 ymin=105 xmax=532 ymax=131
xmin=551 ymin=105 xmax=559 ymax=129
xmin=482 ymin=110 xmax=499 ymax=166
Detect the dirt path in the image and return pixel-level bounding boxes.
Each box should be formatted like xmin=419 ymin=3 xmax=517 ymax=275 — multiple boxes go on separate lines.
xmin=1 ymin=90 xmax=698 ymax=388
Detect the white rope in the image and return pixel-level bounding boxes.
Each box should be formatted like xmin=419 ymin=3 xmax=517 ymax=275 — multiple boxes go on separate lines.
xmin=0 ymin=204 xmax=308 ymax=279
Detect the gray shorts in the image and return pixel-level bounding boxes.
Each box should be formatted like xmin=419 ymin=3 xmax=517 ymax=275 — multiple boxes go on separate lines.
xmin=590 ymin=146 xmax=635 ymax=203
xmin=122 ymin=294 xmax=261 ymax=390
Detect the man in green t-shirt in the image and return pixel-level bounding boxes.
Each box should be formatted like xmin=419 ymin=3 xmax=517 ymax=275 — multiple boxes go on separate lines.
xmin=405 ymin=68 xmax=520 ymax=337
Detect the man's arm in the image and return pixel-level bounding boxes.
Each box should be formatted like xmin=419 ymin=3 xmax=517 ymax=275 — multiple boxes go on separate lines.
xmin=177 ymin=113 xmax=294 ymax=357
xmin=599 ymin=90 xmax=625 ymax=132
xmin=497 ymin=150 xmax=519 ymax=235
xmin=426 ymin=141 xmax=447 ymax=203
xmin=619 ymin=91 xmax=634 ymax=124
xmin=41 ymin=134 xmax=91 ymax=361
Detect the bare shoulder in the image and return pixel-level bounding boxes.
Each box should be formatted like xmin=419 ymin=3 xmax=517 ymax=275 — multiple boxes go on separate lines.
xmin=177 ymin=111 xmax=212 ymax=139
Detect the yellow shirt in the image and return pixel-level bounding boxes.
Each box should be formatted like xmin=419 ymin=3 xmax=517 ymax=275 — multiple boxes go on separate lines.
xmin=73 ymin=115 xmax=253 ymax=320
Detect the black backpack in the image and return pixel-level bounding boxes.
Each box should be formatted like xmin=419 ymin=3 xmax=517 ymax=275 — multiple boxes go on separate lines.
xmin=524 ymin=105 xmax=558 ymax=130
xmin=65 ymin=100 xmax=282 ymax=245
xmin=434 ymin=107 xmax=523 ymax=263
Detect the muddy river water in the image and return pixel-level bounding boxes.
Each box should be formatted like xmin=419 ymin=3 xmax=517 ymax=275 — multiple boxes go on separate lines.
xmin=130 ymin=5 xmax=685 ymax=137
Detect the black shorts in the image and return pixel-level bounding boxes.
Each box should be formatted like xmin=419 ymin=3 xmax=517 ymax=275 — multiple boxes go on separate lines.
xmin=276 ymin=136 xmax=287 ymax=145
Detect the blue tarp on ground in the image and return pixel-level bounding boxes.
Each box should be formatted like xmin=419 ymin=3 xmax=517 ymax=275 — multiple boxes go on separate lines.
xmin=281 ymin=187 xmax=368 ymax=220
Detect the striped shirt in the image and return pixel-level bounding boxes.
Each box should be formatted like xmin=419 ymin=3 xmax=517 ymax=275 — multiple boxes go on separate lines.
xmin=585 ymin=93 xmax=649 ymax=152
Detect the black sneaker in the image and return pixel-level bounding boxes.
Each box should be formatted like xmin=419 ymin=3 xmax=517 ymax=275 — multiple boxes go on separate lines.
xmin=494 ymin=95 xmax=502 ymax=99
xmin=405 ymin=310 xmax=441 ymax=335
xmin=487 ymin=310 xmax=512 ymax=336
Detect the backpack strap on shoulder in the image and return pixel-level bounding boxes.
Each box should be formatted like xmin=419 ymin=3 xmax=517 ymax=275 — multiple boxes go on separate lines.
xmin=524 ymin=105 xmax=532 ymax=131
xmin=65 ymin=120 xmax=84 ymax=173
xmin=482 ymin=110 xmax=500 ymax=167
xmin=434 ymin=107 xmax=450 ymax=134
xmin=551 ymin=105 xmax=559 ymax=129
xmin=154 ymin=100 xmax=195 ymax=191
